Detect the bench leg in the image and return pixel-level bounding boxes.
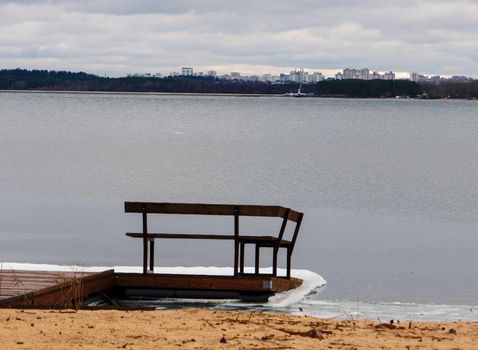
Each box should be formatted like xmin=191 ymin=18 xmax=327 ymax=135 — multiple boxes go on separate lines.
xmin=142 ymin=238 xmax=148 ymax=274
xmin=234 ymin=239 xmax=239 ymax=276
xmin=255 ymin=245 xmax=260 ymax=275
xmin=142 ymin=211 xmax=148 ymax=274
xmin=272 ymin=247 xmax=278 ymax=277
xmin=149 ymin=239 xmax=155 ymax=272
xmin=239 ymin=242 xmax=245 ymax=274
xmin=286 ymin=247 xmax=291 ymax=279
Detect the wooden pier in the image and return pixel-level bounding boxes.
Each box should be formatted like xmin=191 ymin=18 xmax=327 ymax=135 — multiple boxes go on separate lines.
xmin=0 ymin=269 xmax=302 ymax=308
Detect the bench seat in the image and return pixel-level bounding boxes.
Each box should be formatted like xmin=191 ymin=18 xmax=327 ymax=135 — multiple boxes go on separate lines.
xmin=126 ymin=232 xmax=291 ymax=246
xmin=126 ymin=232 xmax=235 ymax=240
xmin=238 ymin=236 xmax=291 ymax=246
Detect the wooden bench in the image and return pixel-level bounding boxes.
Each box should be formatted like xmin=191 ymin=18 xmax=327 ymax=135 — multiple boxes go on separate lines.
xmin=124 ymin=202 xmax=303 ymax=278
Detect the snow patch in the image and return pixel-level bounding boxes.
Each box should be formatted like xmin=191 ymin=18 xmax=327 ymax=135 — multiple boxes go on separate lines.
xmin=266 ymin=269 xmax=326 ymax=307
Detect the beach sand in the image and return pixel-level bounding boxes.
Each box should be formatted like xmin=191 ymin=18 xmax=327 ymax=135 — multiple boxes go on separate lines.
xmin=1 ymin=308 xmax=477 ymax=349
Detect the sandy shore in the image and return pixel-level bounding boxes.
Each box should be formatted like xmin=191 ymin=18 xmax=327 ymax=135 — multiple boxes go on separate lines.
xmin=1 ymin=308 xmax=477 ymax=349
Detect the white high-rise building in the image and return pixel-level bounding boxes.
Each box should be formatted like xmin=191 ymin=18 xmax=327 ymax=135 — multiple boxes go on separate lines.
xmin=371 ymin=71 xmax=381 ymax=80
xmin=339 ymin=68 xmax=396 ymax=80
xmin=382 ymin=71 xmax=395 ymax=80
xmin=313 ymin=72 xmax=324 ymax=82
xmin=289 ymin=70 xmax=300 ymax=82
xmin=343 ymin=68 xmax=360 ymax=79
xmin=302 ymin=71 xmax=309 ymax=82
xmin=280 ymin=73 xmax=289 ymax=82
xmin=181 ymin=67 xmax=193 ymax=76
xmin=410 ymin=72 xmax=425 ymax=82
xmin=343 ymin=68 xmax=352 ymax=79
xmin=361 ymin=68 xmax=370 ymax=80
xmin=289 ymin=68 xmax=308 ymax=82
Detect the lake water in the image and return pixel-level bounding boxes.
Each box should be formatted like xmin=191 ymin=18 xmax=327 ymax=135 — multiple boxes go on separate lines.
xmin=1 ymin=92 xmax=477 ymax=318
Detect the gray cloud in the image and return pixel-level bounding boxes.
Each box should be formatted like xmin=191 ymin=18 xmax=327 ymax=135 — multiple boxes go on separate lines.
xmin=1 ymin=0 xmax=477 ymax=77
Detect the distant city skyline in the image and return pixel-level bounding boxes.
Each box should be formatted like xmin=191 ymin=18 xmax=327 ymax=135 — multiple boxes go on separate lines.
xmin=1 ymin=1 xmax=477 ymax=78
xmin=132 ymin=67 xmax=413 ymax=80
xmin=128 ymin=66 xmax=474 ymax=84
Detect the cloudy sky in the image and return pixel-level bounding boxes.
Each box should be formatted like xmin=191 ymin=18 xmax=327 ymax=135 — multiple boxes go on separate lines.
xmin=1 ymin=0 xmax=477 ymax=77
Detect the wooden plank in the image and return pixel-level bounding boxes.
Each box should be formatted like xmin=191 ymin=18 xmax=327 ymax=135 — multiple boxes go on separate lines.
xmin=269 ymin=276 xmax=302 ymax=292
xmin=0 ymin=270 xmax=91 ymax=279
xmin=125 ymin=202 xmax=286 ymax=217
xmin=238 ymin=236 xmax=291 ymax=245
xmin=126 ymin=233 xmax=291 ymax=244
xmin=114 ymin=273 xmax=302 ymax=293
xmin=0 ymin=270 xmax=93 ymax=301
xmin=30 ymin=269 xmax=115 ymax=307
xmin=287 ymin=209 xmax=302 ymax=222
xmin=126 ymin=232 xmax=236 ymax=239
xmin=1 ymin=270 xmax=115 ymax=307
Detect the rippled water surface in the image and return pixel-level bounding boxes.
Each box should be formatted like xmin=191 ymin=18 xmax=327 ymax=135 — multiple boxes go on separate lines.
xmin=1 ymin=92 xmax=477 ymax=309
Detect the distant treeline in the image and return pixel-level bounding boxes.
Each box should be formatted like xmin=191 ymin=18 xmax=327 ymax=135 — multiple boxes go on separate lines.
xmin=0 ymin=69 xmax=308 ymax=95
xmin=315 ymin=79 xmax=423 ymax=98
xmin=1 ymin=69 xmax=477 ymax=98
xmin=420 ymin=80 xmax=478 ymax=99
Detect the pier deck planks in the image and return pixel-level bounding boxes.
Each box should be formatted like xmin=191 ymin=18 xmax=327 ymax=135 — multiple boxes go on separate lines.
xmin=0 ymin=269 xmax=115 ymax=307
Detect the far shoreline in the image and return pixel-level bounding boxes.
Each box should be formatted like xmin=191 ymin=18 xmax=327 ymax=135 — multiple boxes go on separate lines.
xmin=1 ymin=89 xmax=477 ymax=100
xmin=0 ymin=89 xmax=282 ymax=97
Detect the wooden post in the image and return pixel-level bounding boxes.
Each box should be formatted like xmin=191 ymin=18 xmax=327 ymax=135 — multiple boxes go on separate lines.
xmin=289 ymin=212 xmax=303 ymax=254
xmin=272 ymin=247 xmax=278 ymax=277
xmin=273 ymin=209 xmax=290 ymax=277
xmin=240 ymin=242 xmax=245 ymax=274
xmin=255 ymin=245 xmax=260 ymax=275
xmin=149 ymin=239 xmax=155 ymax=272
xmin=142 ymin=208 xmax=148 ymax=274
xmin=286 ymin=247 xmax=291 ymax=279
xmin=233 ymin=207 xmax=239 ymax=276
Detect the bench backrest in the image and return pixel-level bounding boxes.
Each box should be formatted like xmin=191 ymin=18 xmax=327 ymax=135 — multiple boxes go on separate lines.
xmin=125 ymin=202 xmax=301 ymax=221
xmin=125 ymin=202 xmax=304 ymax=248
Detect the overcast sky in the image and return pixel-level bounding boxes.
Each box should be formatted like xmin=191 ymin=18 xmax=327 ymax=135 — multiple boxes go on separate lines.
xmin=1 ymin=0 xmax=477 ymax=77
